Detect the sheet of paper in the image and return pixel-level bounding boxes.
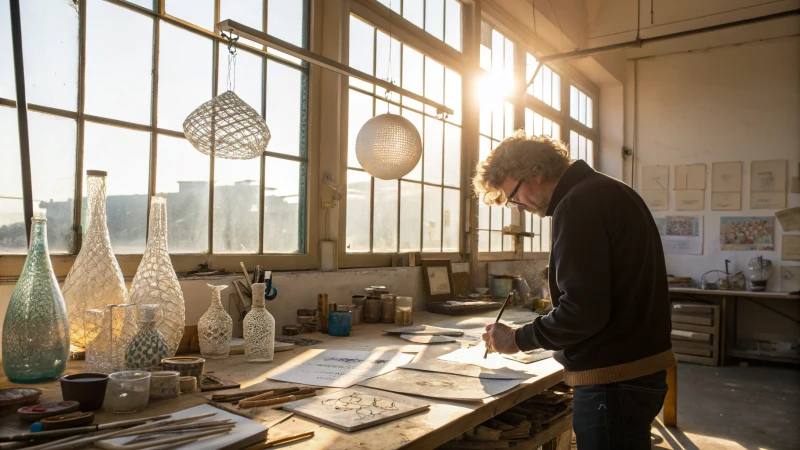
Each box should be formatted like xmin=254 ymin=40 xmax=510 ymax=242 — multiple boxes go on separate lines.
xmin=659 ymin=216 xmax=703 ymax=255
xmin=437 ymin=344 xmax=543 ymax=374
xmin=782 ymin=235 xmax=800 ymax=261
xmin=781 ymin=266 xmax=800 ymax=293
xmin=675 ymin=190 xmax=704 ymax=211
xmin=642 ymin=190 xmax=668 ymax=210
xmin=720 ymin=216 xmax=775 ymax=251
xmin=642 ymin=165 xmax=669 ymax=191
xmin=711 ymin=162 xmax=742 ymax=192
xmin=358 ymin=368 xmax=525 ymax=401
xmin=401 ymin=358 xmax=532 ymax=380
xmin=675 ymin=164 xmax=706 ymax=190
xmin=267 ymin=349 xmax=415 ymax=388
xmin=711 ymin=192 xmax=741 ymax=211
xmin=383 ymin=325 xmax=464 ymax=336
xmin=750 ymin=191 xmax=786 ymax=209
xmin=751 ymin=160 xmax=787 ymax=192
xmin=776 ymin=207 xmax=800 ymax=232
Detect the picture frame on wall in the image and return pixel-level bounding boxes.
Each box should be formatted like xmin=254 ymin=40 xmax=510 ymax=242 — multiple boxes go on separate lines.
xmin=420 ymin=259 xmax=455 ymax=302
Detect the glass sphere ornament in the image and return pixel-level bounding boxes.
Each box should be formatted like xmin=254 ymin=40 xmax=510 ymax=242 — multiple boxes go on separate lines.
xmin=355 ymin=113 xmax=423 ymax=180
xmin=183 ymin=90 xmax=271 ymax=160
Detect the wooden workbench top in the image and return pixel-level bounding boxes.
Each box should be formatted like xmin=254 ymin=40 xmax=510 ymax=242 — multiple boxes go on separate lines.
xmin=669 ymin=287 xmax=800 ymax=300
xmin=0 ymin=308 xmax=564 ymax=450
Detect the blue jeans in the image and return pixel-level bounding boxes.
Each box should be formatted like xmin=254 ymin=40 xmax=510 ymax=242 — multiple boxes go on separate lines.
xmin=572 ymin=370 xmax=668 ymax=450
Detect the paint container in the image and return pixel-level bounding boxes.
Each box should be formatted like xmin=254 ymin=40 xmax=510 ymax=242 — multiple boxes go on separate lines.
xmin=149 ymin=371 xmax=180 ymax=400
xmin=317 ymin=293 xmax=329 ymax=333
xmin=380 ymin=295 xmax=396 ymax=323
xmin=179 ymin=376 xmax=197 ymax=393
xmin=328 ymin=311 xmax=352 ymax=337
xmin=364 ymin=297 xmax=382 ymax=323
xmin=60 ymin=373 xmax=108 ymax=411
xmin=104 ymin=371 xmax=150 ymax=414
xmin=395 ymin=296 xmax=413 ymax=325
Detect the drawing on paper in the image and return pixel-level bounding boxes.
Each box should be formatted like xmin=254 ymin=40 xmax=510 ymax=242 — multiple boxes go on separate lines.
xmin=666 ymin=217 xmax=700 ymax=237
xmin=321 ymin=392 xmax=399 ymax=421
xmin=720 ymin=217 xmax=774 ymax=251
xmin=427 ymin=267 xmax=451 ymax=295
xmin=267 ymin=349 xmax=415 ymax=388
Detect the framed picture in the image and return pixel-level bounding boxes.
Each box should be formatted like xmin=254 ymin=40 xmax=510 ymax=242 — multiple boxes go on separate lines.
xmin=421 ymin=259 xmax=455 ymax=302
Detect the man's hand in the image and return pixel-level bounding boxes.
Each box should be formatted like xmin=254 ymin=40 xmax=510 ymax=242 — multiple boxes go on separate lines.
xmin=482 ymin=323 xmax=520 ymax=355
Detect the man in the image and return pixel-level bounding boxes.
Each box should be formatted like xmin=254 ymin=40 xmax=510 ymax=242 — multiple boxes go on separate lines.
xmin=474 ymin=132 xmax=676 ymax=450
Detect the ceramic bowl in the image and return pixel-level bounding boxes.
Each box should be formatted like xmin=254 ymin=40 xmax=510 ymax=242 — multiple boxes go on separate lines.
xmin=60 ymin=373 xmax=109 ymax=411
xmin=161 ymin=356 xmax=205 ymax=380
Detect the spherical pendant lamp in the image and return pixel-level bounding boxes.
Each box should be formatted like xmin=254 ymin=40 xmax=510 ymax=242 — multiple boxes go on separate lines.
xmin=183 ymin=90 xmax=270 ymax=160
xmin=356 ymin=113 xmax=423 ymax=180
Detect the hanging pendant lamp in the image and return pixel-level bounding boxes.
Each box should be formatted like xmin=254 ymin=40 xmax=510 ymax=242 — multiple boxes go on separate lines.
xmin=355 ymin=113 xmax=423 ymax=180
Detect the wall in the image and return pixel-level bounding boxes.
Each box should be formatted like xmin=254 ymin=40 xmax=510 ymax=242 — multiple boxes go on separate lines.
xmin=621 ymin=36 xmax=800 ymax=342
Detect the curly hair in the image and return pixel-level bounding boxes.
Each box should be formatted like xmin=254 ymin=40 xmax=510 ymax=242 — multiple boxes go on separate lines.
xmin=472 ymin=131 xmax=570 ymax=206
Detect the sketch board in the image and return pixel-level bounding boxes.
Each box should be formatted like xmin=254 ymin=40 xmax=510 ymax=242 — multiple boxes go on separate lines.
xmin=782 ymin=235 xmax=800 ymax=261
xmin=400 ymin=358 xmax=532 ymax=380
xmin=358 ymin=368 xmax=525 ymax=401
xmin=712 ymin=162 xmax=742 ymax=192
xmin=675 ymin=164 xmax=706 ymax=190
xmin=781 ymin=266 xmax=800 ymax=293
xmin=776 ymin=207 xmax=800 ymax=232
xmin=751 ymin=160 xmax=787 ymax=192
xmin=711 ymin=192 xmax=741 ymax=211
xmin=282 ymin=388 xmax=429 ymax=432
xmin=675 ymin=190 xmax=704 ymax=211
xmin=642 ymin=165 xmax=669 ymax=190
xmin=267 ymin=349 xmax=415 ymax=388
xmin=720 ymin=217 xmax=774 ymax=251
xmin=399 ymin=334 xmax=456 ymax=344
xmin=383 ymin=325 xmax=465 ymax=336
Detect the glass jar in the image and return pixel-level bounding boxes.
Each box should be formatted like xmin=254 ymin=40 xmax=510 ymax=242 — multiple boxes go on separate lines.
xmin=104 ymin=371 xmax=151 ymax=413
xmin=381 ymin=294 xmax=396 ymax=323
xmin=746 ymin=256 xmax=772 ymax=292
xmin=364 ymin=297 xmax=382 ymax=323
xmin=395 ymin=307 xmax=413 ymax=326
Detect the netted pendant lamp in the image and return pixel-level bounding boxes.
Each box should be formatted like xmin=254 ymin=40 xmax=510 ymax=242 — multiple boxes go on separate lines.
xmin=183 ymin=90 xmax=270 ymax=160
xmin=355 ymin=113 xmax=423 ymax=180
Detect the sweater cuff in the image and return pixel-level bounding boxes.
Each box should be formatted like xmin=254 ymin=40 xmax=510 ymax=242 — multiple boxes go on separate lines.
xmin=514 ymin=323 xmax=541 ymax=352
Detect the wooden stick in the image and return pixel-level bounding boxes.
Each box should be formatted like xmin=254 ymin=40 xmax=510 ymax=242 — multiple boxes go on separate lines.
xmin=245 ymin=431 xmax=315 ymax=450
xmin=213 ymin=387 xmax=304 ymax=403
xmin=239 ymin=392 xmax=316 ymax=409
xmin=0 ymin=415 xmax=172 ymax=443
xmin=112 ymin=420 xmax=234 ymax=438
xmin=484 ymin=293 xmax=513 ymax=359
xmin=237 ymin=390 xmax=275 ymax=404
xmin=95 ymin=427 xmax=231 ymax=450
xmin=240 ymin=262 xmax=253 ymax=290
xmin=126 ymin=424 xmax=235 ymax=444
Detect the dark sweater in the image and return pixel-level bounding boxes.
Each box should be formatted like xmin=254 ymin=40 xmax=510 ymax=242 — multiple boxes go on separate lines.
xmin=514 ymin=160 xmax=676 ymax=386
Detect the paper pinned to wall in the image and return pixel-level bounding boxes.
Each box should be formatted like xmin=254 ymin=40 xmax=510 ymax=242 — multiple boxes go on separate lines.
xmin=266 ymin=349 xmax=416 ymax=388
xmin=720 ymin=216 xmax=775 ymax=251
xmin=711 ymin=192 xmax=741 ymax=211
xmin=675 ymin=190 xmax=705 ymax=211
xmin=642 ymin=165 xmax=669 ymax=191
xmin=776 ymin=207 xmax=800 ymax=232
xmin=781 ymin=266 xmax=800 ymax=293
xmin=711 ymin=162 xmax=743 ymax=193
xmin=675 ymin=164 xmax=706 ymax=190
xmin=782 ymin=235 xmax=800 ymax=261
xmin=658 ymin=216 xmax=703 ymax=255
xmin=751 ymin=160 xmax=787 ymax=192
xmin=750 ymin=191 xmax=786 ymax=209
xmin=642 ymin=190 xmax=668 ymax=211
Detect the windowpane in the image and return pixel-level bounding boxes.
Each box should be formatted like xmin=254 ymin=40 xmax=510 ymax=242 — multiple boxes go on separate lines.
xmin=83 ymin=122 xmax=150 ymax=254
xmin=0 ymin=0 xmax=15 ymax=100
xmin=403 ymin=0 xmax=424 ymax=28
xmin=266 ymin=61 xmax=306 ymax=157
xmin=156 ymin=135 xmax=209 ymax=254
xmin=531 ymin=213 xmax=542 ymax=252
xmin=444 ymin=0 xmax=461 ymax=51
xmin=264 ymin=157 xmax=303 ymax=253
xmin=86 ymin=0 xmax=153 ymax=125
xmin=29 ymin=112 xmax=76 ymax=254
xmin=158 ymin=23 xmax=213 ymax=131
xmin=478 ymin=230 xmax=489 ymax=252
xmin=375 ymin=30 xmax=401 ymax=102
xmin=490 ymin=205 xmax=502 ymax=231
xmin=479 ymin=97 xmax=491 ymax=137
xmin=268 ymin=0 xmax=306 ymax=48
xmin=443 ymin=123 xmax=460 ymax=187
xmin=423 ymin=117 xmax=443 ymax=184
xmin=220 ymin=0 xmax=263 ymax=34
xmin=587 ymin=139 xmax=594 ymax=167
xmin=0 ymin=107 xmax=26 ymax=253
xmin=491 ymin=100 xmax=503 ymax=139
xmin=214 ymin=158 xmax=260 ymax=254
xmin=348 ymin=90 xmax=373 ymax=169
xmin=580 ymin=92 xmax=587 ymax=124
xmin=552 ymin=72 xmax=561 ymax=111
xmin=401 ymin=45 xmax=423 ymax=110
xmin=346 ymin=170 xmax=371 ymax=253
xmin=400 ymin=109 xmax=423 ymax=181
xmin=444 ymin=68 xmax=461 ymax=124
xmin=373 ymin=178 xmax=398 ymax=253
xmin=542 ymin=66 xmax=552 ymax=106
xmin=586 ymin=97 xmax=593 ymax=128
xmin=425 ymin=0 xmax=444 ymax=41
xmin=541 ymin=217 xmax=552 ymax=252
xmin=423 ymin=185 xmax=442 ymax=252
xmin=166 ymin=0 xmax=214 ymax=30
xmin=218 ymin=44 xmax=262 ymax=113
xmin=424 ymin=57 xmax=444 ymax=116
xmin=349 ymin=17 xmax=375 ymax=91
xmin=490 ymin=230 xmax=502 ymax=251
xmin=503 ymin=234 xmax=513 ymax=252
xmin=570 ymin=130 xmax=579 ymax=160
xmin=570 ymin=86 xmax=579 ymax=121
xmin=442 ymin=188 xmax=459 ymax=251
xmin=504 ymin=102 xmax=514 ymax=138
xmin=378 ymin=0 xmax=401 ymax=14
xmin=21 ymin=0 xmax=78 ymax=111
xmin=399 ymin=181 xmax=421 ymax=251
xmin=478 ymin=201 xmax=489 ymax=229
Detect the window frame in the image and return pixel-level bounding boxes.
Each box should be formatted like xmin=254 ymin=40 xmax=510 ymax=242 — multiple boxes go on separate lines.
xmin=0 ymin=0 xmax=318 ymax=277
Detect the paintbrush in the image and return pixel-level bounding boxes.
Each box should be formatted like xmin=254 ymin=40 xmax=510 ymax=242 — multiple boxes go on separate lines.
xmin=0 ymin=415 xmax=171 ymax=443
xmin=244 ymin=431 xmax=315 ymax=450
xmin=484 ymin=292 xmax=513 ymax=359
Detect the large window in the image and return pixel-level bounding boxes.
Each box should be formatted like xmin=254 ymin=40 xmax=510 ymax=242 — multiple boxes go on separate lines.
xmin=570 ymin=85 xmax=593 ymax=128
xmin=346 ymin=15 xmax=462 ymax=254
xmin=0 ymin=0 xmax=309 ymax=256
xmin=376 ymin=0 xmax=462 ymax=51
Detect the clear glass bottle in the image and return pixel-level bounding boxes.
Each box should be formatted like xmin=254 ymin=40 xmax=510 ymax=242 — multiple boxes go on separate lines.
xmin=85 ymin=303 xmax=138 ymax=374
xmin=243 ymin=283 xmax=275 ymax=363
xmin=125 ymin=304 xmax=170 ymax=372
xmin=198 ymin=284 xmax=233 ymax=359
xmin=2 ymin=218 xmax=70 ymax=383
xmin=63 ymin=171 xmax=128 ymax=350
xmin=128 ymin=196 xmax=185 ymax=356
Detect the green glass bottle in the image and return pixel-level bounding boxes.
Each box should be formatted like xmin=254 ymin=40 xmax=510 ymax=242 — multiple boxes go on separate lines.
xmin=2 ymin=218 xmax=70 ymax=383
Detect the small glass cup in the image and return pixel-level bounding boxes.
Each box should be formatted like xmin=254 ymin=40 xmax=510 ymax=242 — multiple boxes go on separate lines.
xmin=104 ymin=371 xmax=151 ymax=413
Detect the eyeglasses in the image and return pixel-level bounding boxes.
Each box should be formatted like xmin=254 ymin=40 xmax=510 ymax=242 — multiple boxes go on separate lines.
xmin=504 ymin=179 xmax=525 ymax=209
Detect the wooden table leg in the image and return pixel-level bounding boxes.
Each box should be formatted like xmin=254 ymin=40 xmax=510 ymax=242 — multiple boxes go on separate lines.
xmin=663 ymin=364 xmax=677 ymax=427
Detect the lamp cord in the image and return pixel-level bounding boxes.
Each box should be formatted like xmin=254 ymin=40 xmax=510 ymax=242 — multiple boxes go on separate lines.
xmin=221 ymin=31 xmax=239 ymax=92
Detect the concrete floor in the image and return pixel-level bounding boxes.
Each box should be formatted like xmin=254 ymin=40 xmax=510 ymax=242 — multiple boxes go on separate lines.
xmin=650 ymin=362 xmax=800 ymax=450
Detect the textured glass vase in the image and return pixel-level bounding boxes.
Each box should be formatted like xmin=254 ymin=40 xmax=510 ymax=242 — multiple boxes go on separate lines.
xmin=63 ymin=171 xmax=128 ymax=349
xmin=2 ymin=218 xmax=70 ymax=383
xmin=129 ymin=197 xmax=185 ymax=356
xmin=198 ymin=284 xmax=233 ymax=359
xmin=243 ymin=283 xmax=275 ymax=363
xmin=85 ymin=303 xmax=138 ymax=374
xmin=125 ymin=304 xmax=170 ymax=372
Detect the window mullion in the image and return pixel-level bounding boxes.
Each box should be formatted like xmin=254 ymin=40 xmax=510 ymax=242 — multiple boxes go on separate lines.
xmin=147 ymin=13 xmax=161 ymax=245
xmin=73 ymin=0 xmax=89 ymax=254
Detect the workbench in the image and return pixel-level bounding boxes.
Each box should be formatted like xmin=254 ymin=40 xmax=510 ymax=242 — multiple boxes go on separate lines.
xmin=0 ymin=308 xmax=568 ymax=449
